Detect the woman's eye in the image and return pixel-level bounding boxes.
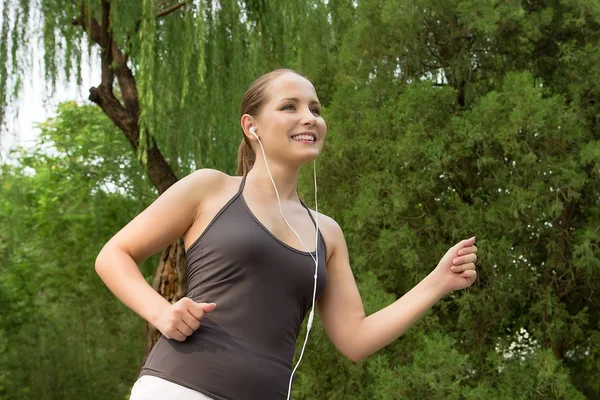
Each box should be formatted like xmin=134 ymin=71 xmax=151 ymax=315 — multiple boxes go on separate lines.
xmin=281 ymin=104 xmax=321 ymax=115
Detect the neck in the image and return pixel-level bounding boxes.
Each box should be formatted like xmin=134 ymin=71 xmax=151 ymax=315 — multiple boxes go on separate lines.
xmin=246 ymin=157 xmax=301 ymax=202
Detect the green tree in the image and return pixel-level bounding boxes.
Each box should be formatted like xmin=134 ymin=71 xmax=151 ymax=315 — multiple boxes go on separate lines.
xmin=0 ymin=102 xmax=160 ymax=398
xmin=297 ymin=0 xmax=599 ymax=398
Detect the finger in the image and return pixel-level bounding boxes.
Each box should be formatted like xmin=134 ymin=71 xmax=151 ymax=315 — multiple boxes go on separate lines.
xmin=173 ymin=332 xmax=187 ymax=342
xmin=201 ymin=303 xmax=217 ymax=313
xmin=188 ymin=302 xmax=217 ymax=321
xmin=459 ymin=269 xmax=477 ymax=281
xmin=182 ymin=310 xmax=201 ymax=331
xmin=453 ymin=253 xmax=477 ymax=266
xmin=168 ymin=330 xmax=187 ymax=342
xmin=177 ymin=323 xmax=194 ymax=337
xmin=451 ymin=262 xmax=476 ymax=273
xmin=457 ymin=246 xmax=478 ymax=256
xmin=185 ymin=299 xmax=208 ymax=320
xmin=460 ymin=236 xmax=476 ymax=247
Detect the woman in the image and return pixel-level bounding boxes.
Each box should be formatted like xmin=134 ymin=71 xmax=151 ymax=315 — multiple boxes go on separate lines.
xmin=95 ymin=68 xmax=478 ymax=400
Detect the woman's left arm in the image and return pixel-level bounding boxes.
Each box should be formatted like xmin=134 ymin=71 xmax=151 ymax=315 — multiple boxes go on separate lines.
xmin=317 ymin=217 xmax=477 ymax=363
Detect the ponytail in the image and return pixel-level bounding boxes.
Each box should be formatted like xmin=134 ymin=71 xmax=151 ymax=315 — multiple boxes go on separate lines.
xmin=236 ymin=137 xmax=255 ymax=176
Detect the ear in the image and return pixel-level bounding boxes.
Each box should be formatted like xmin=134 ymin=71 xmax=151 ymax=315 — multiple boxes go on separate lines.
xmin=241 ymin=114 xmax=258 ymax=140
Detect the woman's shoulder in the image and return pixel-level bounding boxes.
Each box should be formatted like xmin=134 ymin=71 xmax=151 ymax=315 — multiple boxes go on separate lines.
xmin=301 ymin=207 xmax=344 ymax=263
xmin=300 ymin=205 xmax=342 ymax=234
xmin=187 ymin=168 xmax=230 ymax=184
xmin=180 ymin=168 xmax=234 ymax=208
xmin=185 ymin=168 xmax=245 ymax=206
xmin=185 ymin=168 xmax=239 ymax=193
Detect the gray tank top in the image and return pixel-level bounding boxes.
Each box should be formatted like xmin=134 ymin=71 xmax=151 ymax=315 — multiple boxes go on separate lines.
xmin=139 ymin=174 xmax=328 ymax=400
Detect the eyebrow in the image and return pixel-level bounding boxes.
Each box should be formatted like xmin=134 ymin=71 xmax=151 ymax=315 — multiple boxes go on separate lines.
xmin=278 ymin=97 xmax=321 ymax=106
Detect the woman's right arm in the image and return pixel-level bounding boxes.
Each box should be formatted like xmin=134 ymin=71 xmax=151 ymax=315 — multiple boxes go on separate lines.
xmin=94 ymin=168 xmax=226 ymax=339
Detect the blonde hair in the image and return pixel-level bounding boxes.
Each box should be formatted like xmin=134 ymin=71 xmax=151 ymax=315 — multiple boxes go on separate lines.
xmin=236 ymin=68 xmax=307 ymax=176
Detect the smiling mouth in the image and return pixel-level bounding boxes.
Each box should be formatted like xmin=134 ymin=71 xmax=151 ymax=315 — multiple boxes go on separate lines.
xmin=291 ymin=134 xmax=316 ymax=142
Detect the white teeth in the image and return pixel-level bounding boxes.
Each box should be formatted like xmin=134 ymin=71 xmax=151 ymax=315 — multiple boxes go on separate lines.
xmin=292 ymin=135 xmax=315 ymax=141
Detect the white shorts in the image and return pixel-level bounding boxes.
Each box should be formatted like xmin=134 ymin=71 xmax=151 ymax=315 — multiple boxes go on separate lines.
xmin=129 ymin=375 xmax=215 ymax=400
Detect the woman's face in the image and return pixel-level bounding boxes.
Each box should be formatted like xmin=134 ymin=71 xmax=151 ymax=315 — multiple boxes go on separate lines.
xmin=248 ymin=73 xmax=327 ymax=166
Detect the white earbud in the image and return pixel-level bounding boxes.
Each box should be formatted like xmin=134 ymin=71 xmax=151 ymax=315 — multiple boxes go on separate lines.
xmin=249 ymin=126 xmax=258 ymax=138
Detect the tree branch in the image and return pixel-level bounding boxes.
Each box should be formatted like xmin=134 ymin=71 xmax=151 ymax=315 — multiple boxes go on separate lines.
xmin=88 ymin=82 xmax=176 ymax=194
xmin=100 ymin=0 xmax=115 ymax=90
xmin=111 ymin=42 xmax=140 ymax=117
xmin=71 ymin=2 xmax=138 ymax=118
xmin=71 ymin=3 xmax=106 ymax=48
xmin=156 ymin=1 xmax=188 ymax=19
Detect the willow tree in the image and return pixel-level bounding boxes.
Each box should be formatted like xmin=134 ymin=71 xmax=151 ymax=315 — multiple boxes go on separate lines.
xmin=0 ymin=0 xmax=335 ymax=360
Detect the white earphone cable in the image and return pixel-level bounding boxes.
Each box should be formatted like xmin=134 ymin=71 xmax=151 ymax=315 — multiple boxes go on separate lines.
xmin=253 ymin=131 xmax=319 ymax=400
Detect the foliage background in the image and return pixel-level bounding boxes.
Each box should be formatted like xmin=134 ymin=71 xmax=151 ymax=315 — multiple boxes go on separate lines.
xmin=1 ymin=0 xmax=599 ymax=399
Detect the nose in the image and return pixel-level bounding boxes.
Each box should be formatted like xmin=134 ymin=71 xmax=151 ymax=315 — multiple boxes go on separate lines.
xmin=301 ymin=106 xmax=317 ymax=126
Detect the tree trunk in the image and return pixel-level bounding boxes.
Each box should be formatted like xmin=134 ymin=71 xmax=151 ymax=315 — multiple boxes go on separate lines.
xmin=144 ymin=237 xmax=187 ymax=360
xmin=72 ymin=0 xmax=189 ymax=371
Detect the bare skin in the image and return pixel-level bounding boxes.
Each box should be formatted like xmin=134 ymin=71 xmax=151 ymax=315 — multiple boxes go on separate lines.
xmin=96 ymin=72 xmax=478 ymax=358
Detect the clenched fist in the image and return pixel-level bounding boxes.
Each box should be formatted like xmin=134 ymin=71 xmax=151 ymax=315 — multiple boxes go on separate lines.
xmin=154 ymin=297 xmax=216 ymax=341
xmin=429 ymin=236 xmax=478 ymax=295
